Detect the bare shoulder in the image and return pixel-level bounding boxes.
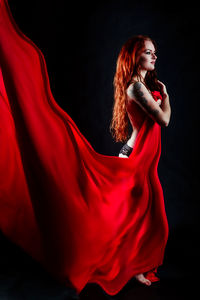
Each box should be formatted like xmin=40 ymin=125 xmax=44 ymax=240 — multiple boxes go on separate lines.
xmin=126 ymin=81 xmax=148 ymax=100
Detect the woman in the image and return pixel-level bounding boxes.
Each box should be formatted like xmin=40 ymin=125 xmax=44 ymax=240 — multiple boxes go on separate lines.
xmin=110 ymin=35 xmax=171 ymax=157
xmin=110 ymin=35 xmax=171 ymax=285
xmin=0 ymin=0 xmax=170 ymax=295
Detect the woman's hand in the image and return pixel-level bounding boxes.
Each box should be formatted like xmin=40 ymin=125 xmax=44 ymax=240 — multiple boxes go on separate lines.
xmin=157 ymin=80 xmax=168 ymax=97
xmin=157 ymin=80 xmax=171 ymax=125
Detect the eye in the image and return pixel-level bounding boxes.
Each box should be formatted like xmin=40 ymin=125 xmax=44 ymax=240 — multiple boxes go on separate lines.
xmin=145 ymin=50 xmax=157 ymax=56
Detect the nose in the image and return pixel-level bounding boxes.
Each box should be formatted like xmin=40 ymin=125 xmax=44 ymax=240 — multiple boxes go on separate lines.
xmin=152 ymin=53 xmax=157 ymax=60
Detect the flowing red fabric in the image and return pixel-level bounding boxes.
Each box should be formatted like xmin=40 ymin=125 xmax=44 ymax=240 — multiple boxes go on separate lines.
xmin=0 ymin=0 xmax=169 ymax=295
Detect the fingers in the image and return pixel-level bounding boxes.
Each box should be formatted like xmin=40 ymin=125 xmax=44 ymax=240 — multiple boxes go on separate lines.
xmin=157 ymin=80 xmax=167 ymax=95
xmin=157 ymin=99 xmax=162 ymax=106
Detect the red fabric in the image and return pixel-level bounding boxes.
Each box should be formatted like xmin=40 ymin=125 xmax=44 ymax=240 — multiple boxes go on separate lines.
xmin=0 ymin=0 xmax=169 ymax=295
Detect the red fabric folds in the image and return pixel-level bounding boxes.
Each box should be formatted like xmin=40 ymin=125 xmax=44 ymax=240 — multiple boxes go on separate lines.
xmin=0 ymin=0 xmax=169 ymax=295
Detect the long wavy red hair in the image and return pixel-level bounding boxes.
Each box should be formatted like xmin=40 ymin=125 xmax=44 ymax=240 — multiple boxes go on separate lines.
xmin=110 ymin=35 xmax=161 ymax=143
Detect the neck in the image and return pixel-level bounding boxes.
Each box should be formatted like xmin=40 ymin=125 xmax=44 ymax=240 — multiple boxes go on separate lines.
xmin=139 ymin=69 xmax=147 ymax=81
xmin=133 ymin=70 xmax=147 ymax=83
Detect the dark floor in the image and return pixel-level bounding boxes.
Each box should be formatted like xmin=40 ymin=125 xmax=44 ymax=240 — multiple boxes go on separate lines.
xmin=0 ymin=227 xmax=198 ymax=300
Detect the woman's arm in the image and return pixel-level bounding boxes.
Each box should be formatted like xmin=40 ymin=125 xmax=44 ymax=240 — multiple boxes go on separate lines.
xmin=127 ymin=81 xmax=171 ymax=127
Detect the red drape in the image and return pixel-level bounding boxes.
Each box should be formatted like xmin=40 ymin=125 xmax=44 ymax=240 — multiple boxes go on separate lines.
xmin=0 ymin=0 xmax=169 ymax=295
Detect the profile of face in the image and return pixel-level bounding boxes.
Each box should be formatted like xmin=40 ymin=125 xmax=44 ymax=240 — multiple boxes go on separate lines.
xmin=137 ymin=40 xmax=157 ymax=72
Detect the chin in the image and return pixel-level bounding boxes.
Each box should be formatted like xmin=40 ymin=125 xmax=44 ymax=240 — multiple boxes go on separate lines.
xmin=147 ymin=66 xmax=155 ymax=71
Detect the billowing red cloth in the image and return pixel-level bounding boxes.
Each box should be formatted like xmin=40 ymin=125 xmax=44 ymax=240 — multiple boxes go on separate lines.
xmin=0 ymin=0 xmax=169 ymax=295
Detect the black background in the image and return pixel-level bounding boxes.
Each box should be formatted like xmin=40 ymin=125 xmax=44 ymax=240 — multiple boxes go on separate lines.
xmin=1 ymin=0 xmax=200 ymax=299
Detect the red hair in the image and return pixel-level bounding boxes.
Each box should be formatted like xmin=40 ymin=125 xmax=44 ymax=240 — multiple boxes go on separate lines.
xmin=110 ymin=35 xmax=161 ymax=143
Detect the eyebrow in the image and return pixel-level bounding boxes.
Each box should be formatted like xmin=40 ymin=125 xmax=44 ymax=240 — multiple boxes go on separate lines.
xmin=145 ymin=48 xmax=156 ymax=52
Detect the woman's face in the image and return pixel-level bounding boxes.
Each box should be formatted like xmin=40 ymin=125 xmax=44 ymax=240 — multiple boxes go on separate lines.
xmin=138 ymin=40 xmax=157 ymax=71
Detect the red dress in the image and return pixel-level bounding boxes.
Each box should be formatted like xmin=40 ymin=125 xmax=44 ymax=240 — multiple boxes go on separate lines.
xmin=0 ymin=0 xmax=169 ymax=295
